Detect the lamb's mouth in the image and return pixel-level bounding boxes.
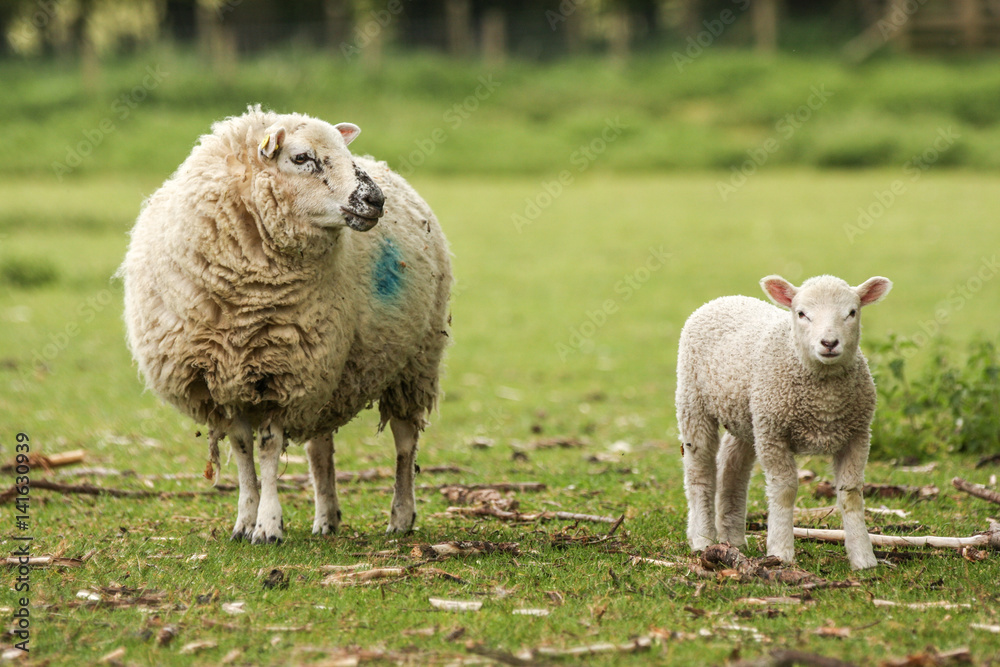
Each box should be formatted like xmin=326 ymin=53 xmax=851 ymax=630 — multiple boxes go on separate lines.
xmin=340 ymin=206 xmax=382 ymax=232
xmin=819 ymin=351 xmax=841 ymax=360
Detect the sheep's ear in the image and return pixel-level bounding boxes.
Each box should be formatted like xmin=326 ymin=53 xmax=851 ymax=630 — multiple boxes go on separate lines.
xmin=857 ymin=276 xmax=892 ymax=306
xmin=761 ymin=275 xmax=797 ymax=308
xmin=335 ymin=122 xmax=361 ymax=146
xmin=259 ymin=127 xmax=286 ymax=160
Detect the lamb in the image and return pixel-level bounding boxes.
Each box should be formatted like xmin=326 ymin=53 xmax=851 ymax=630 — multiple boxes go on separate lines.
xmin=119 ymin=106 xmax=451 ymax=544
xmin=675 ymin=274 xmax=892 ymax=570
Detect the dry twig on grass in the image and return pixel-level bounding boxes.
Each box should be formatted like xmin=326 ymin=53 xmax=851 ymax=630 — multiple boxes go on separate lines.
xmin=467 ymin=636 xmax=651 ymax=664
xmin=730 ymin=649 xmax=859 ymax=667
xmin=0 ymin=479 xmax=236 ymax=503
xmin=411 ymin=541 xmax=520 ymax=559
xmin=4 ymin=549 xmax=97 ymax=568
xmin=447 ymin=505 xmax=620 ymax=524
xmin=1 ymin=448 xmax=85 ymax=473
xmin=793 ymin=526 xmax=1000 ymax=551
xmin=952 ymin=476 xmax=1000 ymax=506
xmin=813 ymin=481 xmax=939 ymax=501
xmin=880 ymin=647 xmax=972 ymax=667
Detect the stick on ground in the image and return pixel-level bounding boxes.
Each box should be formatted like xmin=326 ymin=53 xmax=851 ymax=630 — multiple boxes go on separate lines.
xmin=952 ymin=477 xmax=1000 ymax=506
xmin=794 ymin=526 xmax=1000 ymax=551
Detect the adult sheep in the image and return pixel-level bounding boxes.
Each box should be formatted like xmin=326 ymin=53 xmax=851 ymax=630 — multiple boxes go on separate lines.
xmin=120 ymin=106 xmax=451 ymax=544
xmin=676 ymin=274 xmax=891 ymax=570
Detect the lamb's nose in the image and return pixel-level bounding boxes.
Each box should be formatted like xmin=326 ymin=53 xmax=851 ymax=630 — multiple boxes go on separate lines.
xmin=821 ymin=339 xmax=839 ymax=350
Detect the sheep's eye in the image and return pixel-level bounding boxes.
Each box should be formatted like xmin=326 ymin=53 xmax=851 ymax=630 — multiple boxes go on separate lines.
xmin=291 ymin=153 xmax=312 ymax=165
xmin=797 ymin=311 xmax=808 ymax=320
xmin=848 ymin=309 xmax=857 ymax=318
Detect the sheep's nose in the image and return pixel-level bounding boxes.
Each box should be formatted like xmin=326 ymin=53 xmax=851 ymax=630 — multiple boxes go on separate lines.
xmin=821 ymin=339 xmax=839 ymax=350
xmin=365 ymin=185 xmax=385 ymax=211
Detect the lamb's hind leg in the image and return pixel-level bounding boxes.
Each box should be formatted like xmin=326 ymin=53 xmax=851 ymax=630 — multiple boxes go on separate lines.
xmin=306 ymin=433 xmax=340 ymax=535
xmin=679 ymin=410 xmax=721 ymax=552
xmin=230 ymin=418 xmax=259 ymax=541
xmin=387 ymin=418 xmax=420 ymax=534
xmin=251 ymin=420 xmax=285 ymax=544
xmin=715 ymin=432 xmax=755 ymax=547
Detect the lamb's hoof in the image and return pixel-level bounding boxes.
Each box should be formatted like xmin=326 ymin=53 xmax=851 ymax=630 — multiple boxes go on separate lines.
xmin=768 ymin=550 xmax=795 ymax=565
xmin=850 ymin=554 xmax=879 ymax=571
xmin=312 ymin=522 xmax=338 ymax=536
xmin=386 ymin=511 xmax=416 ymax=534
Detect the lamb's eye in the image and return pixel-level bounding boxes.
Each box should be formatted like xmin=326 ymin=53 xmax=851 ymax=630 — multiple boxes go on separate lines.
xmin=291 ymin=153 xmax=312 ymax=165
xmin=848 ymin=309 xmax=857 ymax=318
xmin=797 ymin=311 xmax=808 ymax=320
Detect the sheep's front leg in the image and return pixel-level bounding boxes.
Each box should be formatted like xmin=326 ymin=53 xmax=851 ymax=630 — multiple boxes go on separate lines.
xmin=306 ymin=433 xmax=340 ymax=535
xmin=756 ymin=440 xmax=798 ymax=564
xmin=834 ymin=435 xmax=878 ymax=570
xmin=230 ymin=420 xmax=259 ymax=541
xmin=251 ymin=420 xmax=285 ymax=544
xmin=715 ymin=433 xmax=755 ymax=547
xmin=679 ymin=412 xmax=720 ymax=551
xmin=387 ymin=418 xmax=419 ymax=534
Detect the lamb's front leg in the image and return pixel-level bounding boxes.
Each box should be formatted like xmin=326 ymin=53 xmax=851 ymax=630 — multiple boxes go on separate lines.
xmin=230 ymin=419 xmax=259 ymax=541
xmin=306 ymin=433 xmax=340 ymax=535
xmin=387 ymin=418 xmax=419 ymax=534
xmin=834 ymin=435 xmax=878 ymax=570
xmin=251 ymin=420 xmax=285 ymax=544
xmin=756 ymin=440 xmax=798 ymax=564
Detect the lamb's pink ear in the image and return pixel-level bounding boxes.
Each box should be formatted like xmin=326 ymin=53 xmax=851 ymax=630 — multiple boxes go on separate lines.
xmin=857 ymin=276 xmax=892 ymax=306
xmin=335 ymin=122 xmax=361 ymax=146
xmin=760 ymin=275 xmax=797 ymax=308
xmin=259 ymin=127 xmax=286 ymax=160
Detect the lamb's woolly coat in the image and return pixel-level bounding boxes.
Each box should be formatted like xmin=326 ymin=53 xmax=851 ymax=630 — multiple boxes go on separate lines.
xmin=122 ymin=109 xmax=449 ymax=439
xmin=120 ymin=107 xmax=450 ymax=542
xmin=676 ymin=275 xmax=888 ymax=570
xmin=677 ymin=296 xmax=876 ymax=456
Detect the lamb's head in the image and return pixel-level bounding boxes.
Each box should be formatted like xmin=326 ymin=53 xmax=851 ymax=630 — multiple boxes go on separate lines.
xmin=255 ymin=116 xmax=385 ymax=235
xmin=761 ymin=274 xmax=892 ymax=369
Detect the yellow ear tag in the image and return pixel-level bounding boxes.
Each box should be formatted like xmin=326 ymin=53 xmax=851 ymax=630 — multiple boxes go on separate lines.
xmin=259 ymin=134 xmax=271 ymax=153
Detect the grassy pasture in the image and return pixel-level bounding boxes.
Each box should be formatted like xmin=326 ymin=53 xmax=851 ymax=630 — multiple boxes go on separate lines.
xmin=1 ymin=168 xmax=999 ymax=665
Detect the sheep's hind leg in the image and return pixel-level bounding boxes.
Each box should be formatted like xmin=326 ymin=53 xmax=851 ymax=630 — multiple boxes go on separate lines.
xmin=230 ymin=419 xmax=259 ymax=541
xmin=251 ymin=420 xmax=285 ymax=544
xmin=387 ymin=418 xmax=419 ymax=534
xmin=715 ymin=432 xmax=755 ymax=547
xmin=306 ymin=433 xmax=340 ymax=535
xmin=679 ymin=412 xmax=720 ymax=552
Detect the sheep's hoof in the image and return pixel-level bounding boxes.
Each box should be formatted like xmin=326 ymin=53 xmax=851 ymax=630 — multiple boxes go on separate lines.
xmin=251 ymin=517 xmax=285 ymax=545
xmin=250 ymin=527 xmax=284 ymax=545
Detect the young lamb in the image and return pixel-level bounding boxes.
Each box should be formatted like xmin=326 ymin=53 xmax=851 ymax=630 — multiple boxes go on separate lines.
xmin=675 ymin=274 xmax=892 ymax=570
xmin=120 ymin=106 xmax=451 ymax=544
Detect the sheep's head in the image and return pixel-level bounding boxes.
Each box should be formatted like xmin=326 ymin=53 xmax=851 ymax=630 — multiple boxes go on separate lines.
xmin=761 ymin=274 xmax=892 ymax=369
xmin=255 ymin=116 xmax=385 ymax=236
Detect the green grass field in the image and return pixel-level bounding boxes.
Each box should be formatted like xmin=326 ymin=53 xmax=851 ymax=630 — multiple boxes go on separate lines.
xmin=2 ymin=165 xmax=1000 ymax=665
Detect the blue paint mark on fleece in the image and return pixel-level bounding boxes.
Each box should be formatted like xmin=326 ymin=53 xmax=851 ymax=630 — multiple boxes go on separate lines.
xmin=372 ymin=239 xmax=404 ymax=302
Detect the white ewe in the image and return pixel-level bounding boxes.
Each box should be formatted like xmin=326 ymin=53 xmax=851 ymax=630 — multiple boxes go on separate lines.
xmin=675 ymin=274 xmax=891 ymax=570
xmin=120 ymin=106 xmax=451 ymax=543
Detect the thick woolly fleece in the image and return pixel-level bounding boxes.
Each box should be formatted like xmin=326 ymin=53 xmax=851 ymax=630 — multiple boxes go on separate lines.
xmin=120 ymin=107 xmax=451 ymax=542
xmin=675 ymin=276 xmax=887 ymax=570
